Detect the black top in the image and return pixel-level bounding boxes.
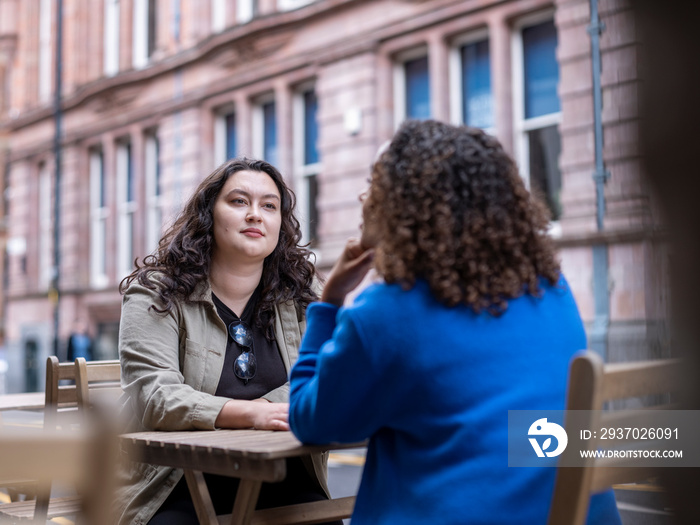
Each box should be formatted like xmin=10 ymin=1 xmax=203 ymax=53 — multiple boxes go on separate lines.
xmin=212 ymin=288 xmax=288 ymax=400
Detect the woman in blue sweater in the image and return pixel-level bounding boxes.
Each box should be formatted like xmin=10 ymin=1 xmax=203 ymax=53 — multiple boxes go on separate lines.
xmin=289 ymin=120 xmax=621 ymax=524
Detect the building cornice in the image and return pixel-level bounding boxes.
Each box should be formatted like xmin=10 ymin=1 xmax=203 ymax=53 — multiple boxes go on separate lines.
xmin=4 ymin=0 xmax=503 ymax=138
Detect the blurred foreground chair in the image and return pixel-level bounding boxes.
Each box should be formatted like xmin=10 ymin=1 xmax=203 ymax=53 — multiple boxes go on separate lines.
xmin=0 ymin=356 xmax=121 ymax=523
xmin=547 ymin=351 xmax=684 ymax=525
xmin=0 ymin=420 xmax=117 ymax=524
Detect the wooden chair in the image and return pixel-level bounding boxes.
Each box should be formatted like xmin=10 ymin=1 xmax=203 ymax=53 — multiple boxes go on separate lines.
xmin=547 ymin=350 xmax=684 ymax=525
xmin=0 ymin=356 xmax=121 ymax=523
xmin=75 ymin=357 xmax=123 ymax=413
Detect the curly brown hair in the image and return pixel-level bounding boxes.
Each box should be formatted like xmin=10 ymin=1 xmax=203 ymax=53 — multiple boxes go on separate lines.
xmin=366 ymin=119 xmax=560 ymax=314
xmin=119 ymin=157 xmax=318 ymax=336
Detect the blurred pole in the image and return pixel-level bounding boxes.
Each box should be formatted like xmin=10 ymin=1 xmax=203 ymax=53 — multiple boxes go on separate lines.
xmin=51 ymin=0 xmax=63 ymax=358
xmin=587 ymin=0 xmax=610 ymax=361
xmin=635 ymin=1 xmax=700 ymax=524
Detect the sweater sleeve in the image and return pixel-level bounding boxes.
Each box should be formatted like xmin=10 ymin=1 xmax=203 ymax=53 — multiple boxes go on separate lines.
xmin=119 ymin=282 xmax=229 ymax=430
xmin=289 ymin=301 xmax=396 ymax=444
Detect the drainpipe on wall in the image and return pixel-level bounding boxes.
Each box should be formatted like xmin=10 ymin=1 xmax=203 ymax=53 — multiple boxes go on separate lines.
xmin=51 ymin=0 xmax=64 ymax=358
xmin=587 ymin=0 xmax=611 ymax=360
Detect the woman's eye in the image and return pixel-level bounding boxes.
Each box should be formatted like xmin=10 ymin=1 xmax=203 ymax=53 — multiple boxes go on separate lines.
xmin=232 ymin=198 xmax=246 ymax=205
xmin=263 ymin=203 xmax=277 ymax=210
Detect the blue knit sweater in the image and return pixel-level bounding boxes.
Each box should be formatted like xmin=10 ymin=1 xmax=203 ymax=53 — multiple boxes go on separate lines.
xmin=290 ymin=278 xmax=621 ymax=524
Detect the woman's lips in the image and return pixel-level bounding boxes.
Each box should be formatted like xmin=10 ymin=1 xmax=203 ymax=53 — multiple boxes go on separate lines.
xmin=241 ymin=228 xmax=263 ymax=238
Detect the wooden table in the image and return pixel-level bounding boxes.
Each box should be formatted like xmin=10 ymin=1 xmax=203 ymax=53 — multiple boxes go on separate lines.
xmin=0 ymin=392 xmax=45 ymax=411
xmin=120 ymin=429 xmax=364 ymax=525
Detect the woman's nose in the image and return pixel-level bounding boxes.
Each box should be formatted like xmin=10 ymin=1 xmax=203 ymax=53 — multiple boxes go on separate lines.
xmin=246 ymin=208 xmax=262 ymax=222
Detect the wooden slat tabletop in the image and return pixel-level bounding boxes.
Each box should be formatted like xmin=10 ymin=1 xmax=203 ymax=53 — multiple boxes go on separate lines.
xmin=121 ymin=429 xmax=363 ymax=460
xmin=0 ymin=392 xmax=45 ymax=411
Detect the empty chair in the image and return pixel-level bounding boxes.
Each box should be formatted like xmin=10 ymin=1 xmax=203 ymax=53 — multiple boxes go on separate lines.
xmin=547 ymin=351 xmax=684 ymax=525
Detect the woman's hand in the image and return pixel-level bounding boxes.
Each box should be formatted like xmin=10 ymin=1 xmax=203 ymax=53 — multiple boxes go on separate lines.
xmin=215 ymin=399 xmax=290 ymax=431
xmin=321 ymin=238 xmax=375 ymax=307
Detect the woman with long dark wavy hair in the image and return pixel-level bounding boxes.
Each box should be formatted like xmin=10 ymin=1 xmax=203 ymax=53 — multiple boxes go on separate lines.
xmin=289 ymin=120 xmax=622 ymax=524
xmin=113 ymin=158 xmax=337 ymax=525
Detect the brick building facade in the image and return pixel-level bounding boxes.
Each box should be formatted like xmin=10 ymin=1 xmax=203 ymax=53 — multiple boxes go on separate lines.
xmin=0 ymin=0 xmax=668 ymax=392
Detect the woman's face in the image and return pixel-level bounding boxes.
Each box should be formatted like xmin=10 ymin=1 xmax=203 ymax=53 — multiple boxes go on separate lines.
xmin=211 ymin=169 xmax=282 ymax=265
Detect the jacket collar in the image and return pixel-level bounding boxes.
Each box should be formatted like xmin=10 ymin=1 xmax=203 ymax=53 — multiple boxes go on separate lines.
xmin=190 ymin=278 xmax=215 ymax=305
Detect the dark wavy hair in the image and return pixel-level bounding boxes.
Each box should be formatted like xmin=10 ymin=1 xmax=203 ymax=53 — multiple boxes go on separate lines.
xmin=366 ymin=120 xmax=560 ymax=314
xmin=119 ymin=157 xmax=318 ymax=336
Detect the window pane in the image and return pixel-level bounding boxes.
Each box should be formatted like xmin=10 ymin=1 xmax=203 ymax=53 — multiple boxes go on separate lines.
xmin=104 ymin=0 xmax=120 ymax=76
xmin=405 ymin=56 xmax=430 ymax=119
xmin=307 ymin=174 xmax=319 ymax=246
xmin=303 ymin=90 xmax=319 ymax=165
xmin=98 ymin=151 xmax=106 ymax=207
xmin=528 ymin=125 xmax=561 ymax=220
xmin=126 ymin=143 xmax=134 ymax=202
xmin=148 ymin=0 xmax=157 ymax=57
xmin=461 ymin=40 xmax=493 ymax=129
xmin=263 ymin=102 xmax=277 ymax=166
xmin=523 ymin=20 xmax=560 ymax=119
xmin=225 ymin=112 xmax=237 ymax=160
xmin=154 ymin=137 xmax=161 ymax=197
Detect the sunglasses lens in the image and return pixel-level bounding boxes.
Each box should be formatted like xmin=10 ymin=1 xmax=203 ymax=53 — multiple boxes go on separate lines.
xmin=234 ymin=351 xmax=257 ymax=380
xmin=229 ymin=322 xmax=253 ymax=346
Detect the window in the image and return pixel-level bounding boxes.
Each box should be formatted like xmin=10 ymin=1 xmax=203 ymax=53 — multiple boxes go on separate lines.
xmin=116 ymin=142 xmax=136 ymax=278
xmin=145 ymin=133 xmax=162 ymax=253
xmin=38 ymin=0 xmax=52 ymax=102
xmin=104 ymin=0 xmax=120 ymax=76
xmin=394 ymin=51 xmax=430 ymax=125
xmin=38 ymin=163 xmax=52 ymax=289
xmin=294 ymin=88 xmax=320 ymax=246
xmin=514 ymin=17 xmax=562 ymax=223
xmin=253 ymin=98 xmax=278 ymax=166
xmin=523 ymin=22 xmax=560 ymax=119
xmin=237 ymin=0 xmax=257 ymax=24
xmin=212 ymin=0 xmax=226 ymax=32
xmin=133 ymin=0 xmax=157 ymax=68
xmin=459 ymin=39 xmax=493 ymax=129
xmin=405 ymin=56 xmax=430 ymax=119
xmin=225 ymin=112 xmax=237 ymax=160
xmin=89 ymin=149 xmax=108 ymax=288
xmin=263 ymin=101 xmax=277 ymax=165
xmin=148 ymin=0 xmax=157 ymax=57
xmin=215 ymin=109 xmax=237 ymax=165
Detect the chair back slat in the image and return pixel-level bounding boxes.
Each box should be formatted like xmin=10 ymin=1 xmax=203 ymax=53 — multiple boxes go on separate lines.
xmin=81 ymin=360 xmax=121 ymax=382
xmin=55 ymin=385 xmax=79 ymax=406
xmin=601 ymin=359 xmax=683 ymax=402
xmin=75 ymin=358 xmax=123 ymax=412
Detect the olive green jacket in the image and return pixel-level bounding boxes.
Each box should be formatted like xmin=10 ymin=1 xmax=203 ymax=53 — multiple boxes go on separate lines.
xmin=112 ymin=278 xmax=328 ymax=525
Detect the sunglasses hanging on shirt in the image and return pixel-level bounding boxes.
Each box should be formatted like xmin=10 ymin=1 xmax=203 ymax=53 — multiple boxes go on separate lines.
xmin=228 ymin=321 xmax=257 ymax=384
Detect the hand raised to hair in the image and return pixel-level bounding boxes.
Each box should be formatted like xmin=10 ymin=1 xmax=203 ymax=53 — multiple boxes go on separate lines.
xmin=321 ymin=237 xmax=375 ymax=307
